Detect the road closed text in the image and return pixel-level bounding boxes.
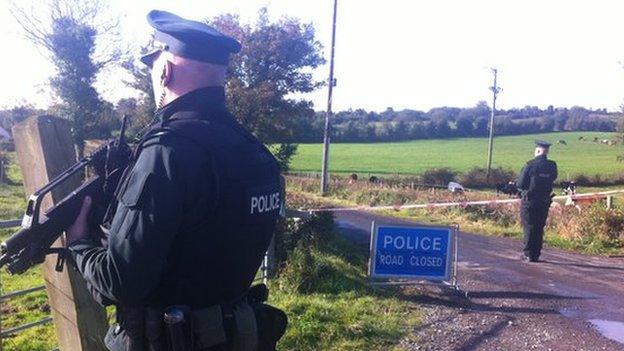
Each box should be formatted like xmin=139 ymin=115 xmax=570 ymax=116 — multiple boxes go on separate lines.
xmin=377 ymin=254 xmax=443 ymax=267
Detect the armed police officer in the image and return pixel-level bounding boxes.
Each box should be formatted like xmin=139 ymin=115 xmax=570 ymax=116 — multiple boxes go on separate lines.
xmin=517 ymin=140 xmax=558 ymax=263
xmin=66 ymin=10 xmax=285 ymax=350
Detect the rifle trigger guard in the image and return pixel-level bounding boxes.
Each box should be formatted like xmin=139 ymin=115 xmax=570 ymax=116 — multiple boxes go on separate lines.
xmin=46 ymin=247 xmax=69 ymax=272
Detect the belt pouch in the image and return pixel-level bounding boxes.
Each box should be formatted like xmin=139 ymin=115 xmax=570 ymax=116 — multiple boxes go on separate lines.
xmin=232 ymin=302 xmax=258 ymax=351
xmin=191 ymin=305 xmax=228 ymax=349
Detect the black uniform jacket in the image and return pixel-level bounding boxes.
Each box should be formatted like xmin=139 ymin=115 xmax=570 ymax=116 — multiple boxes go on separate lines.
xmin=517 ymin=155 xmax=558 ymax=202
xmin=69 ymin=87 xmax=281 ymax=309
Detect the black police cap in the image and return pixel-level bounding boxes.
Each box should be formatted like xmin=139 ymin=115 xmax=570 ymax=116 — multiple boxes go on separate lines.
xmin=534 ymin=140 xmax=552 ymax=148
xmin=141 ymin=10 xmax=241 ymax=66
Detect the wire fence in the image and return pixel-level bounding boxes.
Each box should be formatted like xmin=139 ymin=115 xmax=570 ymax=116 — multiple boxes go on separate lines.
xmin=0 ymin=219 xmax=55 ymax=351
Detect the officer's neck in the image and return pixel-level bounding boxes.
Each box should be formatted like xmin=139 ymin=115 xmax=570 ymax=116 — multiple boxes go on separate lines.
xmin=163 ymin=83 xmax=225 ymax=107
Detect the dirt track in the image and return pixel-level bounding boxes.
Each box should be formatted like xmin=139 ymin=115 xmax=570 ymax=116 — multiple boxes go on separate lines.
xmin=335 ymin=210 xmax=624 ymax=351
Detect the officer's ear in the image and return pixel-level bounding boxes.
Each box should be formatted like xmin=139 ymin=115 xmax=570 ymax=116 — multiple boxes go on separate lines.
xmin=160 ymin=60 xmax=173 ymax=87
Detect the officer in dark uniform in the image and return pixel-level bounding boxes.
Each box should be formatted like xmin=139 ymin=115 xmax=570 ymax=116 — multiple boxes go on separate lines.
xmin=66 ymin=10 xmax=283 ymax=350
xmin=517 ymin=140 xmax=558 ymax=262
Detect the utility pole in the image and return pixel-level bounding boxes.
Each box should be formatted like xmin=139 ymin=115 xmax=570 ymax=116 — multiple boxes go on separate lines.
xmin=485 ymin=68 xmax=501 ymax=183
xmin=320 ymin=0 xmax=338 ymax=195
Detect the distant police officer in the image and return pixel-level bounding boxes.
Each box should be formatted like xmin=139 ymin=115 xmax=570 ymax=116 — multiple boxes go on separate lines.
xmin=66 ymin=10 xmax=284 ymax=350
xmin=517 ymin=140 xmax=558 ymax=262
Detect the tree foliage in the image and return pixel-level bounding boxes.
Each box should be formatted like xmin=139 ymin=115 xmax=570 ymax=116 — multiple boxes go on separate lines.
xmin=283 ymin=103 xmax=617 ymax=143
xmin=48 ymin=17 xmax=104 ymax=151
xmin=208 ymin=9 xmax=325 ymax=143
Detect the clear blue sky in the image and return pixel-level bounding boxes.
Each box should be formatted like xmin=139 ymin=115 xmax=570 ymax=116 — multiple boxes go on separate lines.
xmin=1 ymin=0 xmax=624 ymax=112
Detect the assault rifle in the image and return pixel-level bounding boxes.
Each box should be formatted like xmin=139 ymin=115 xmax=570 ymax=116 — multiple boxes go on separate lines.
xmin=0 ymin=116 xmax=132 ymax=275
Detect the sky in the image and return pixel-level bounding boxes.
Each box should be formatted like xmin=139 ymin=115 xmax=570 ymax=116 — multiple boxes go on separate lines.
xmin=1 ymin=0 xmax=624 ymax=112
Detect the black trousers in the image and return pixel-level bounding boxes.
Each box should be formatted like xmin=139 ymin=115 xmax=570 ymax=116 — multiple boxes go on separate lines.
xmin=520 ymin=200 xmax=550 ymax=259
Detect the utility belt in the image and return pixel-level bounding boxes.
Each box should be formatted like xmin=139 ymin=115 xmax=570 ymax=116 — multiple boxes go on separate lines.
xmin=105 ymin=284 xmax=287 ymax=351
xmin=520 ymin=191 xmax=554 ymax=205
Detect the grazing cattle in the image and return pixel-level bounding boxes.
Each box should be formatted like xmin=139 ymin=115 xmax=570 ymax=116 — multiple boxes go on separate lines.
xmin=608 ymin=140 xmax=618 ymax=146
xmin=557 ymin=139 xmax=567 ymax=145
xmin=593 ymin=137 xmax=599 ymax=142
xmin=578 ymin=136 xmax=585 ymax=141
xmin=601 ymin=139 xmax=609 ymax=144
xmin=369 ymin=176 xmax=380 ymax=184
xmin=559 ymin=181 xmax=576 ymax=195
xmin=496 ymin=181 xmax=519 ymax=196
xmin=348 ymin=173 xmax=358 ymax=183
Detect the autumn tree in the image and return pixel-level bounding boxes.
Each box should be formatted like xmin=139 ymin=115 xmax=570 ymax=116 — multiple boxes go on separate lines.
xmin=209 ymin=9 xmax=325 ymax=144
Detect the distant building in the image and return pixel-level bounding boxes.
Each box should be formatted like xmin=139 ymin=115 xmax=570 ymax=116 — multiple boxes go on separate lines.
xmin=0 ymin=127 xmax=9 ymax=140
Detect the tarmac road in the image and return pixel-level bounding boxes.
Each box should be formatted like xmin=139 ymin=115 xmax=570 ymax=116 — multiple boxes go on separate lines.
xmin=335 ymin=210 xmax=624 ymax=351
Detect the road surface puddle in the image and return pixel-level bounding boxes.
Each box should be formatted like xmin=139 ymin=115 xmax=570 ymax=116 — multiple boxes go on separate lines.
xmin=589 ymin=319 xmax=624 ymax=344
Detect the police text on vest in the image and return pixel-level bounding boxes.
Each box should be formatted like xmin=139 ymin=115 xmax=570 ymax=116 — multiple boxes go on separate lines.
xmin=250 ymin=192 xmax=280 ymax=214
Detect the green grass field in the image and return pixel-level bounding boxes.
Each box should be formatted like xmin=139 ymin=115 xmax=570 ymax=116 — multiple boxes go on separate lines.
xmin=291 ymin=132 xmax=623 ymax=177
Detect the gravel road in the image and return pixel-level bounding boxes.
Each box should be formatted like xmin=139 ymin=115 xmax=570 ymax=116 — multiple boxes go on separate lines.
xmin=335 ymin=210 xmax=624 ymax=351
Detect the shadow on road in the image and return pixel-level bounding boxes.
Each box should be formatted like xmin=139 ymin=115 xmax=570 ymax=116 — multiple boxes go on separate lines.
xmin=455 ymin=316 xmax=515 ymax=351
xmin=407 ymin=292 xmax=576 ymax=315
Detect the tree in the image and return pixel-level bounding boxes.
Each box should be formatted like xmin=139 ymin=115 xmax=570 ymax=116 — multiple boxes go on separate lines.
xmin=11 ymin=0 xmax=125 ymax=156
xmin=455 ymin=117 xmax=474 ymax=137
xmin=208 ymin=9 xmax=325 ymax=144
xmin=474 ymin=116 xmax=489 ymax=136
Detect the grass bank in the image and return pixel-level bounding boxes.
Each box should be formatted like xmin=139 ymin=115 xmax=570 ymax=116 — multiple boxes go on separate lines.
xmin=269 ymin=232 xmax=421 ymax=350
xmin=291 ymin=131 xmax=623 ymax=177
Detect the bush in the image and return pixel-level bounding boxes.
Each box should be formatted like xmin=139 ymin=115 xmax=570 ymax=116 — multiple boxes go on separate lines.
xmin=457 ymin=166 xmax=516 ymax=188
xmin=421 ymin=167 xmax=456 ymax=185
xmin=277 ymin=245 xmax=368 ymax=294
xmin=557 ymin=203 xmax=624 ymax=250
xmin=352 ymin=188 xmax=412 ymax=207
xmin=274 ymin=212 xmax=335 ymax=268
xmin=459 ymin=204 xmax=518 ymax=227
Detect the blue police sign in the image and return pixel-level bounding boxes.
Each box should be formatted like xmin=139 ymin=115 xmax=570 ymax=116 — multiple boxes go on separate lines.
xmin=369 ymin=224 xmax=454 ymax=281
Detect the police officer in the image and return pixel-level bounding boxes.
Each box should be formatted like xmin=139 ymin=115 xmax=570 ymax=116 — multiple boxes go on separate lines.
xmin=66 ymin=10 xmax=282 ymax=350
xmin=517 ymin=140 xmax=558 ymax=262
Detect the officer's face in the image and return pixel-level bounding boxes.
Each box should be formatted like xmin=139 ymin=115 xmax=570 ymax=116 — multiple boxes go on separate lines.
xmin=534 ymin=147 xmax=548 ymax=157
xmin=150 ymin=52 xmax=167 ymax=102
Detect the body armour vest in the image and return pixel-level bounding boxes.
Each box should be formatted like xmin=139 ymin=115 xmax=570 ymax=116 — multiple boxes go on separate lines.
xmin=133 ymin=106 xmax=281 ymax=309
xmin=524 ymin=156 xmax=557 ymax=201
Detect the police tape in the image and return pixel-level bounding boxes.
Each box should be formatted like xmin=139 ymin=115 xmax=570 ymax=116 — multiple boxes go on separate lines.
xmin=303 ymin=189 xmax=624 ymax=213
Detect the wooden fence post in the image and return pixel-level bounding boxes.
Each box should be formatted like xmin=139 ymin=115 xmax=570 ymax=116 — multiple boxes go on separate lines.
xmin=606 ymin=195 xmax=613 ymax=210
xmin=12 ymin=116 xmax=108 ymax=351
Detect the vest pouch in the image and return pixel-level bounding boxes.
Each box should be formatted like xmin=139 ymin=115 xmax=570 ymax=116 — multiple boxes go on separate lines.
xmin=232 ymin=302 xmax=258 ymax=351
xmin=191 ymin=305 xmax=228 ymax=349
